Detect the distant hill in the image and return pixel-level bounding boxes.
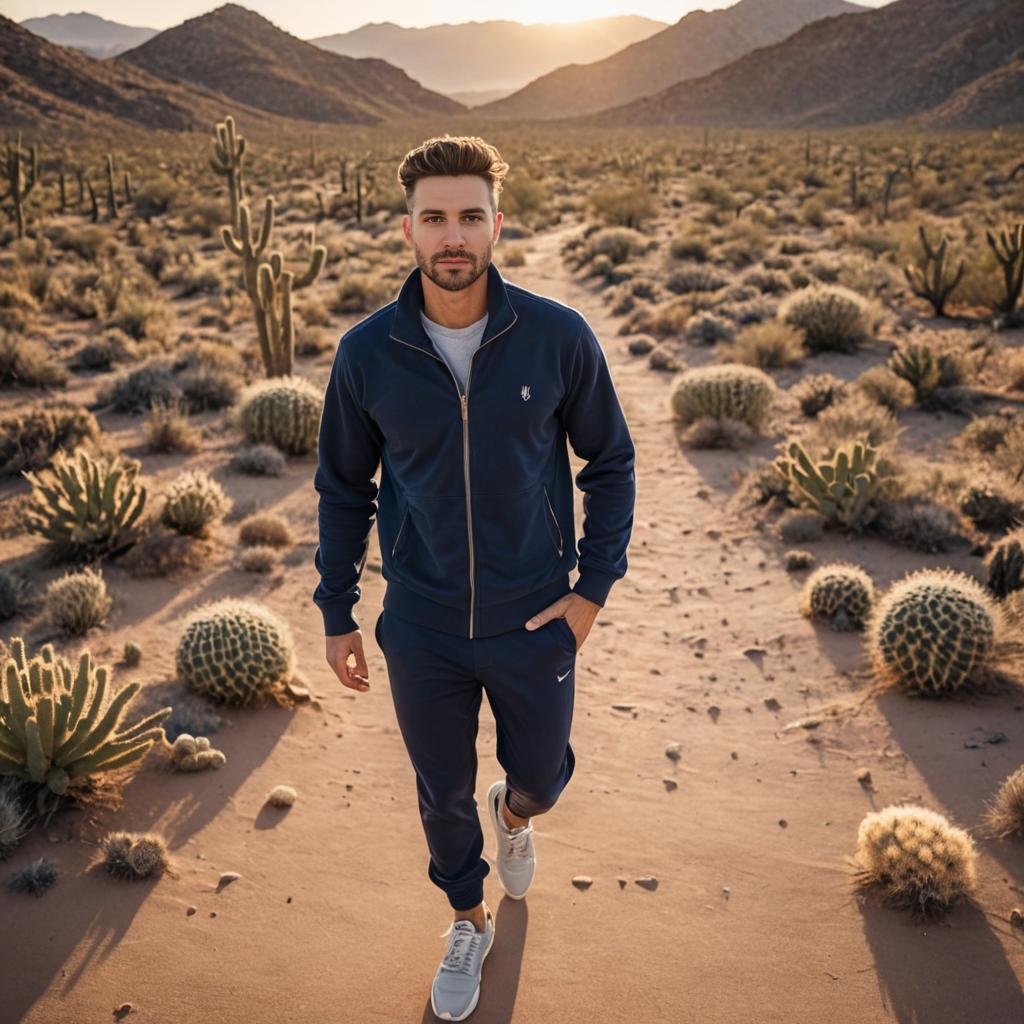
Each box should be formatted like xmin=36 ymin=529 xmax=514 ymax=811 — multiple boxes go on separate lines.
xmin=448 ymin=87 xmax=518 ymax=108
xmin=310 ymin=16 xmax=667 ymax=97
xmin=20 ymin=11 xmax=157 ymax=58
xmin=587 ymin=0 xmax=1024 ymax=129
xmin=475 ymin=0 xmax=866 ymax=121
xmin=0 ymin=13 xmax=273 ymax=131
xmin=117 ymin=3 xmax=465 ymax=124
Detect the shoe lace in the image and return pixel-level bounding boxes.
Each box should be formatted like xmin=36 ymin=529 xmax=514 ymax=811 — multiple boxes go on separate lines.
xmin=503 ymin=822 xmax=534 ymax=859
xmin=440 ymin=920 xmax=484 ymax=975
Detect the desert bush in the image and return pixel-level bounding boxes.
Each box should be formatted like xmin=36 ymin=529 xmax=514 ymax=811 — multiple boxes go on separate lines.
xmin=331 ymin=272 xmax=392 ymax=314
xmin=807 ymin=391 xmax=903 ymax=451
xmin=0 ymin=401 xmax=100 ymax=478
xmin=670 ymin=364 xmax=775 ymax=429
xmin=716 ymin=321 xmax=804 ymax=369
xmin=587 ymin=185 xmax=658 ymax=229
xmin=238 ymin=512 xmax=294 ymax=549
xmin=144 ymin=400 xmax=201 ymax=454
xmin=0 ymin=331 xmax=67 ymax=388
xmin=685 ymin=311 xmax=734 ymax=346
xmin=239 ymin=545 xmax=280 ymax=573
xmin=790 ymin=373 xmax=848 ymax=417
xmin=228 ymin=443 xmax=287 ymax=477
xmin=853 ymin=365 xmax=916 ymax=411
xmin=45 ymin=566 xmax=112 ymax=635
xmin=666 ymin=265 xmax=728 ymax=295
xmin=778 ymin=284 xmax=874 ymax=353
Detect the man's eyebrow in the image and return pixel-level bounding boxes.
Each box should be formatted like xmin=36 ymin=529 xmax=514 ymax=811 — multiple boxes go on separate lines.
xmin=418 ymin=208 xmax=488 ymax=216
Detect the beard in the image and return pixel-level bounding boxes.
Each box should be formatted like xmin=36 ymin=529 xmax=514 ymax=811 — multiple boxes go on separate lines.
xmin=414 ymin=239 xmax=492 ymax=292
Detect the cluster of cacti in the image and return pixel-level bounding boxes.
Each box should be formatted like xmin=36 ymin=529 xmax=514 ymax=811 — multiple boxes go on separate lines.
xmin=774 ymin=439 xmax=880 ymax=532
xmin=167 ymin=733 xmax=225 ymax=771
xmin=984 ymin=222 xmax=1023 ymax=315
xmin=904 ymin=225 xmax=964 ymax=317
xmin=778 ymin=284 xmax=871 ymax=352
xmin=101 ymin=830 xmax=170 ymax=879
xmin=235 ymin=376 xmax=323 ymax=455
xmin=23 ymin=447 xmax=147 ymax=559
xmin=982 ymin=764 xmax=1024 ymax=838
xmin=44 ymin=567 xmax=112 ymax=636
xmin=800 ymin=562 xmax=875 ymax=631
xmin=0 ymin=638 xmax=172 ymax=795
xmin=175 ymin=598 xmax=296 ymax=707
xmin=210 ymin=115 xmax=246 ymax=234
xmin=986 ymin=530 xmax=1024 ymax=599
xmin=215 ymin=116 xmax=327 ymax=377
xmin=854 ymin=805 xmax=977 ymax=915
xmin=160 ymin=469 xmax=232 ymax=536
xmin=669 ymin=364 xmax=775 ymax=429
xmin=865 ymin=568 xmax=1003 ymax=695
xmin=1 ymin=133 xmax=38 ymax=240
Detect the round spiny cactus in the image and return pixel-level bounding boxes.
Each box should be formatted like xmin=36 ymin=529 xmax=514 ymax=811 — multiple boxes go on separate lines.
xmin=669 ymin=364 xmax=775 ymax=429
xmin=235 ymin=376 xmax=322 ymax=456
xmin=865 ymin=568 xmax=1003 ymax=695
xmin=981 ymin=764 xmax=1024 ymax=839
xmin=161 ymin=469 xmax=232 ymax=536
xmin=175 ymin=598 xmax=295 ymax=707
xmin=800 ymin=562 xmax=874 ymax=630
xmin=102 ymin=830 xmax=169 ymax=880
xmin=168 ymin=732 xmax=226 ymax=771
xmin=44 ymin=566 xmax=112 ymax=636
xmin=778 ymin=284 xmax=872 ymax=353
xmin=854 ymin=805 xmax=977 ymax=915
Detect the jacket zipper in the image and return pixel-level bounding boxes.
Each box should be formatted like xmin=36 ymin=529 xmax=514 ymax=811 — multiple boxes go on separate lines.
xmin=389 ymin=314 xmax=517 ymax=638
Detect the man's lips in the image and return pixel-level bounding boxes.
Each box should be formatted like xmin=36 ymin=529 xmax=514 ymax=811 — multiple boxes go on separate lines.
xmin=438 ymin=258 xmax=470 ymax=264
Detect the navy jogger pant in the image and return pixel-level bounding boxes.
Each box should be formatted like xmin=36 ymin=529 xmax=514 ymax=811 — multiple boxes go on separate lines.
xmin=374 ymin=607 xmax=578 ymax=911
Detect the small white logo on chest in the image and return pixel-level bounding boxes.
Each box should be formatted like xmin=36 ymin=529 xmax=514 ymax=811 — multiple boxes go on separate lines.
xmin=521 ymin=386 xmax=531 ymax=401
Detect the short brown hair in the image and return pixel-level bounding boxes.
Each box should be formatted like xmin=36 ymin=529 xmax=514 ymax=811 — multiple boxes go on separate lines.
xmin=397 ymin=135 xmax=509 ymax=213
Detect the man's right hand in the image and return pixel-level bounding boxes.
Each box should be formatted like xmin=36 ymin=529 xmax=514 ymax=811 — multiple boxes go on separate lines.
xmin=326 ymin=630 xmax=370 ymax=693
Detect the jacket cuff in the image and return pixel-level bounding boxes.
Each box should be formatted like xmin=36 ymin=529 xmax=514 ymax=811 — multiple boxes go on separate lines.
xmin=321 ymin=603 xmax=359 ymax=637
xmin=572 ymin=570 xmax=618 ymax=608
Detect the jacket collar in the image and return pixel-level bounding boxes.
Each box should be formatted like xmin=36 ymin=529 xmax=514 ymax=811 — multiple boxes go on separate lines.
xmin=389 ymin=262 xmax=518 ymax=354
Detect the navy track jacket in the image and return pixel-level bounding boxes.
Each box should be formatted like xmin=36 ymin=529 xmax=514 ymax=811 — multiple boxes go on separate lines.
xmin=312 ymin=262 xmax=636 ymax=639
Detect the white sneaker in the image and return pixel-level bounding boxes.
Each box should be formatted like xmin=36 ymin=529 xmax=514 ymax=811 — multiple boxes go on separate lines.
xmin=431 ymin=904 xmax=495 ymax=1021
xmin=487 ymin=780 xmax=536 ymax=900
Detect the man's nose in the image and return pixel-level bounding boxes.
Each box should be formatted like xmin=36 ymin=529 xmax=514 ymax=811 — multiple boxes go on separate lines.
xmin=441 ymin=220 xmax=466 ymax=247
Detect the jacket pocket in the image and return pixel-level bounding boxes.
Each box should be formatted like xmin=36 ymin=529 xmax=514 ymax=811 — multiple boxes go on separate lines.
xmin=384 ymin=492 xmax=470 ymax=607
xmin=543 ymin=485 xmax=563 ymax=558
xmin=474 ymin=480 xmax=565 ymax=604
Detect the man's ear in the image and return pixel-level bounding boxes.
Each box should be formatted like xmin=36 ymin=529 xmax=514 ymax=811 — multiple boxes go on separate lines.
xmin=401 ymin=213 xmax=412 ymax=244
xmin=493 ymin=209 xmax=503 ymax=243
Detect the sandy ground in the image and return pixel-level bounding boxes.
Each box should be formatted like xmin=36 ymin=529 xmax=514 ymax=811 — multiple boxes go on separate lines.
xmin=3 ymin=222 xmax=1024 ymax=1024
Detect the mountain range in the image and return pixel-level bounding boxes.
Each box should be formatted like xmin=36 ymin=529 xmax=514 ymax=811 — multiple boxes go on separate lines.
xmin=476 ymin=0 xmax=866 ymax=120
xmin=20 ymin=11 xmax=157 ymax=58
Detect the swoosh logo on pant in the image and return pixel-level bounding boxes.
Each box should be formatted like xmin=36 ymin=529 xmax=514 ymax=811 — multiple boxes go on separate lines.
xmin=556 ymin=669 xmax=572 ymax=683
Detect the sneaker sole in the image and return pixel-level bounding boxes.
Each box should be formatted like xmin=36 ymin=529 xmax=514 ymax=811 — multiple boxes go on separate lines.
xmin=430 ymin=919 xmax=495 ymax=1022
xmin=486 ymin=780 xmax=535 ymax=901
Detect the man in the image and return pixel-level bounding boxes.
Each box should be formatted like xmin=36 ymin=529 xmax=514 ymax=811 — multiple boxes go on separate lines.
xmin=313 ymin=135 xmax=635 ymax=1021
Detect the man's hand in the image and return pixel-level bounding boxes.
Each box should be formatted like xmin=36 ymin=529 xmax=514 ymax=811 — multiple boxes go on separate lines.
xmin=326 ymin=630 xmax=370 ymax=693
xmin=524 ymin=592 xmax=600 ymax=651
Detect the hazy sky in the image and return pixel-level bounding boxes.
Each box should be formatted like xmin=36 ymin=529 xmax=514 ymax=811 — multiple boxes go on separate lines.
xmin=7 ymin=0 xmax=895 ymax=37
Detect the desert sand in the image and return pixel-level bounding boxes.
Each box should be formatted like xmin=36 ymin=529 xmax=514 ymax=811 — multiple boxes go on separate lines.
xmin=3 ymin=222 xmax=1024 ymax=1024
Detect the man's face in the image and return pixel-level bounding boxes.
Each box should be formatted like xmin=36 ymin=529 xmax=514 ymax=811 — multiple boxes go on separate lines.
xmin=403 ymin=175 xmax=503 ymax=292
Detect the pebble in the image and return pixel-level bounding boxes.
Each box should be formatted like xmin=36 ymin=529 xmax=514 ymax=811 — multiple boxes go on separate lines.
xmin=186 ymin=906 xmax=197 ymax=916
xmin=216 ymin=871 xmax=242 ymax=893
xmin=856 ymin=768 xmax=873 ymax=785
xmin=707 ymin=705 xmax=721 ymax=723
xmin=617 ymin=877 xmax=628 ymax=889
xmin=779 ymin=819 xmax=788 ymax=828
xmin=1011 ymin=909 xmax=1023 ymax=927
xmin=662 ymin=778 xmax=678 ymax=791
xmin=572 ymin=876 xmax=593 ymax=889
xmin=612 ymin=703 xmax=636 ymax=712
xmin=635 ymin=876 xmax=659 ymax=891
xmin=113 ymin=1003 xmax=132 ymax=1020
xmin=763 ymin=698 xmax=782 ymax=712
xmin=665 ymin=742 xmax=682 ymax=762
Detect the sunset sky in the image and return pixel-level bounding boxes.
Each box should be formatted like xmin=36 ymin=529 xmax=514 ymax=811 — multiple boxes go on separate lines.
xmin=11 ymin=0 xmax=896 ymax=37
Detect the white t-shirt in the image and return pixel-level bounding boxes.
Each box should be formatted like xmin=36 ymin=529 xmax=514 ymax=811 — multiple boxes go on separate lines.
xmin=420 ymin=309 xmax=489 ymax=395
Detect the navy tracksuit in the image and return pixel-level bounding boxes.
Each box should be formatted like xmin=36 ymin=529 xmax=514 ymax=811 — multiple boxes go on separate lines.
xmin=313 ymin=262 xmax=636 ymax=910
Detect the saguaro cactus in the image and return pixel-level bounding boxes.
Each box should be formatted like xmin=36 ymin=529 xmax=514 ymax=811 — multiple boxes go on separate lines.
xmin=904 ymin=224 xmax=964 ymax=316
xmin=104 ymin=153 xmax=118 ymax=219
xmin=1 ymin=134 xmax=38 ymax=239
xmin=222 ymin=199 xmax=326 ymax=376
xmin=210 ymin=114 xmax=246 ymax=235
xmin=985 ymin=222 xmax=1024 ymax=314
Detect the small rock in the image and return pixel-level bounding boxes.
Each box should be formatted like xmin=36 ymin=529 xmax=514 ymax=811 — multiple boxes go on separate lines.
xmin=186 ymin=906 xmax=197 ymax=916
xmin=627 ymin=334 xmax=655 ymax=356
xmin=856 ymin=768 xmax=873 ymax=786
xmin=572 ymin=875 xmax=593 ymax=889
xmin=617 ymin=877 xmax=628 ymax=889
xmin=665 ymin=742 xmax=682 ymax=762
xmin=763 ymin=698 xmax=782 ymax=712
xmin=662 ymin=778 xmax=678 ymax=791
xmin=730 ymin=751 xmax=738 ymax=760
xmin=1011 ymin=908 xmax=1023 ymax=927
xmin=707 ymin=705 xmax=721 ymax=723
xmin=783 ymin=716 xmax=821 ymax=732
xmin=648 ymin=346 xmax=682 ymax=372
xmin=635 ymin=876 xmax=659 ymax=891
xmin=612 ymin=703 xmax=636 ymax=712
xmin=113 ymin=1003 xmax=132 ymax=1020
xmin=722 ymin=887 xmax=731 ymax=899
xmin=779 ymin=819 xmax=788 ymax=828
xmin=216 ymin=871 xmax=242 ymax=893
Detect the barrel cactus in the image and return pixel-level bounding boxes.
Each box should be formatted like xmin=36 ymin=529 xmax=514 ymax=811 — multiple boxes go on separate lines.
xmin=985 ymin=529 xmax=1024 ymax=599
xmin=669 ymin=364 xmax=775 ymax=429
xmin=800 ymin=562 xmax=874 ymax=631
xmin=778 ymin=284 xmax=872 ymax=353
xmin=0 ymin=638 xmax=171 ymax=796
xmin=865 ymin=568 xmax=1004 ymax=695
xmin=854 ymin=805 xmax=977 ymax=915
xmin=982 ymin=764 xmax=1024 ymax=839
xmin=161 ymin=469 xmax=232 ymax=536
xmin=176 ymin=598 xmax=295 ymax=706
xmin=23 ymin=447 xmax=147 ymax=559
xmin=235 ymin=376 xmax=322 ymax=455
